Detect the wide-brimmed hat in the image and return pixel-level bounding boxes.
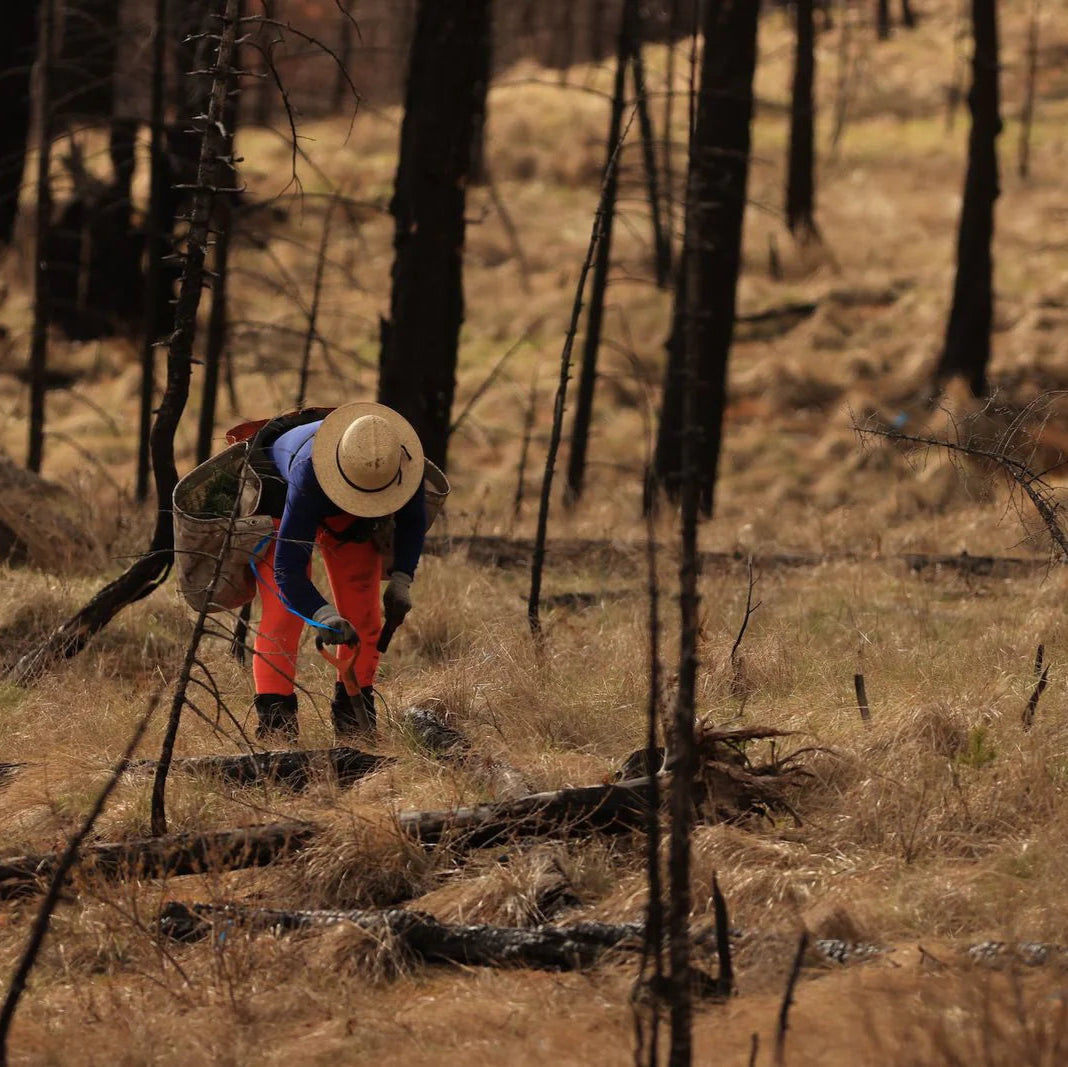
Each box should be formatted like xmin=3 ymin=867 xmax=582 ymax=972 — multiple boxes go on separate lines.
xmin=311 ymin=402 xmax=424 ymax=518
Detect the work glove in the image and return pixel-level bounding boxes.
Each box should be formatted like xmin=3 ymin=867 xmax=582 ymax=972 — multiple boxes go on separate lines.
xmin=383 ymin=572 xmax=413 ymax=631
xmin=312 ymin=604 xmax=358 ymax=646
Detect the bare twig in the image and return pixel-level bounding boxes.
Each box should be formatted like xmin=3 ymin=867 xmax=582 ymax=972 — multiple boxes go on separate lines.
xmin=527 ymin=110 xmax=636 ymax=637
xmin=729 ymin=554 xmax=761 ymax=667
xmin=0 ymin=689 xmax=161 ymax=1064
xmin=1022 ymin=643 xmax=1050 ymax=731
xmin=775 ymin=931 xmax=810 ymax=1066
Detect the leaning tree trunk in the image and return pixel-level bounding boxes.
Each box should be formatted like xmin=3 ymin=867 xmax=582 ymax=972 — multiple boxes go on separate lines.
xmin=378 ymin=0 xmax=491 ymax=472
xmin=563 ymin=0 xmax=631 ymax=507
xmin=785 ymin=0 xmax=818 ymax=240
xmin=9 ymin=0 xmax=242 ymax=685
xmin=27 ymin=0 xmax=57 ymax=475
xmin=935 ymin=0 xmax=1001 ymax=396
xmin=653 ymin=0 xmax=761 ymax=518
xmin=0 ymin=2 xmax=40 ymax=246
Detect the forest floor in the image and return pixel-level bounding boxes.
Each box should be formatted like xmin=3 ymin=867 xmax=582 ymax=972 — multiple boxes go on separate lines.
xmin=2 ymin=0 xmax=1068 ymax=1063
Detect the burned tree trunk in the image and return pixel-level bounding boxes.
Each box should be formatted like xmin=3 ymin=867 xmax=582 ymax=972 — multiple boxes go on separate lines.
xmin=876 ymin=0 xmax=891 ymax=39
xmin=652 ymin=0 xmax=761 ymax=516
xmin=195 ymin=59 xmax=240 ymax=465
xmin=935 ymin=0 xmax=1001 ymax=396
xmin=9 ymin=0 xmax=242 ymax=684
xmin=27 ymin=0 xmax=57 ymax=475
xmin=563 ymin=0 xmax=630 ymax=507
xmin=0 ymin=3 xmax=40 ymax=246
xmin=901 ymin=0 xmax=917 ymax=29
xmin=630 ymin=6 xmax=672 ymax=287
xmin=53 ymin=0 xmax=121 ymax=122
xmin=786 ymin=0 xmax=818 ymax=241
xmin=1018 ymin=0 xmax=1039 ymax=180
xmin=378 ymin=0 xmax=491 ymax=471
xmin=136 ymin=0 xmax=170 ymax=502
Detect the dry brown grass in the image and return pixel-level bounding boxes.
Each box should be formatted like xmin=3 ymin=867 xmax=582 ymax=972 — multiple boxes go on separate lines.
xmin=1 ymin=0 xmax=1068 ymax=1061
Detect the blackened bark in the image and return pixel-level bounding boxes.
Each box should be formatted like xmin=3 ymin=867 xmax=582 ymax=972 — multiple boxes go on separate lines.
xmin=27 ymin=0 xmax=56 ymax=474
xmin=378 ymin=0 xmax=491 ymax=471
xmin=0 ymin=2 xmax=40 ymax=246
xmin=53 ymin=0 xmax=120 ymax=120
xmin=331 ymin=0 xmax=355 ymax=114
xmin=630 ymin=5 xmax=672 ymax=287
xmin=563 ymin=0 xmax=630 ymax=506
xmin=469 ymin=4 xmax=494 ymax=186
xmin=195 ymin=62 xmax=240 ymax=465
xmin=9 ymin=0 xmax=242 ymax=684
xmin=137 ymin=0 xmax=170 ymax=502
xmin=786 ymin=0 xmax=817 ymax=240
xmin=653 ymin=0 xmax=761 ymax=517
xmin=876 ymin=0 xmax=891 ymax=39
xmin=935 ymin=0 xmax=1001 ymax=396
xmin=901 ymin=0 xmax=917 ymax=29
xmin=1018 ymin=0 xmax=1038 ymax=180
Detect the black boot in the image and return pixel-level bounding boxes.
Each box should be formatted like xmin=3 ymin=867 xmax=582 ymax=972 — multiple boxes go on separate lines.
xmin=254 ymin=693 xmax=298 ymax=745
xmin=331 ymin=682 xmax=376 ymax=741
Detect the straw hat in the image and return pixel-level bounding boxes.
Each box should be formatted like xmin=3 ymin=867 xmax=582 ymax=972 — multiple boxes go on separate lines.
xmin=311 ymin=402 xmax=424 ymax=517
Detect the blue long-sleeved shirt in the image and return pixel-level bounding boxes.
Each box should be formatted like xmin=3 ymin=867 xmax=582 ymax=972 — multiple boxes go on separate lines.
xmin=270 ymin=421 xmax=426 ymax=619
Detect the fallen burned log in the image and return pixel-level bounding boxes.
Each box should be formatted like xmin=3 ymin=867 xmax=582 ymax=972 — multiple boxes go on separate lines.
xmin=397 ymin=778 xmax=655 ymax=848
xmin=403 ymin=706 xmax=530 ymax=801
xmin=159 ymin=900 xmax=645 ymax=970
xmin=423 ymin=536 xmax=1050 ymax=580
xmin=127 ymin=747 xmax=391 ymax=791
xmin=0 ymin=823 xmax=316 ymax=900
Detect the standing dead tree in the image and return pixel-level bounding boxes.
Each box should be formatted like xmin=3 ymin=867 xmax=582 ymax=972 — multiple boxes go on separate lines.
xmin=652 ymin=0 xmax=761 ymax=517
xmin=8 ymin=0 xmax=243 ymax=685
xmin=1018 ymin=0 xmax=1040 ymax=180
xmin=564 ymin=0 xmax=632 ymax=508
xmin=27 ymin=0 xmax=56 ymax=475
xmin=136 ymin=0 xmax=171 ymax=501
xmin=0 ymin=3 xmax=39 ymax=246
xmin=934 ymin=0 xmax=1001 ymax=396
xmin=378 ymin=0 xmax=492 ymax=472
xmin=527 ymin=117 xmax=634 ymax=637
xmin=786 ymin=0 xmax=818 ymax=241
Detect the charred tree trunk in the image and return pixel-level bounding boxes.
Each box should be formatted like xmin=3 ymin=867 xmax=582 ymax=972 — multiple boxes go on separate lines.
xmin=53 ymin=0 xmax=121 ymax=122
xmin=876 ymin=0 xmax=891 ymax=39
xmin=9 ymin=0 xmax=242 ymax=684
xmin=786 ymin=0 xmax=818 ymax=240
xmin=331 ymin=0 xmax=355 ymax=114
xmin=27 ymin=0 xmax=56 ymax=475
xmin=662 ymin=0 xmax=681 ymax=272
xmin=468 ymin=4 xmax=493 ymax=187
xmin=195 ymin=60 xmax=240 ymax=465
xmin=935 ymin=0 xmax=1001 ymax=396
xmin=630 ymin=6 xmax=672 ymax=288
xmin=1018 ymin=0 xmax=1039 ymax=180
xmin=901 ymin=0 xmax=917 ymax=29
xmin=136 ymin=0 xmax=170 ymax=502
xmin=563 ymin=0 xmax=631 ymax=506
xmin=378 ymin=0 xmax=491 ymax=471
xmin=653 ymin=0 xmax=761 ymax=517
xmin=0 ymin=2 xmax=40 ymax=246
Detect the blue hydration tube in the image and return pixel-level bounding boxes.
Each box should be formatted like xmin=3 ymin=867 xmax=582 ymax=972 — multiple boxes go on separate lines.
xmin=248 ymin=534 xmax=343 ymax=635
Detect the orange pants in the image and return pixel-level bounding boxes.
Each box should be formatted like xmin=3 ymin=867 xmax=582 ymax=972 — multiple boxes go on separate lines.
xmin=252 ymin=524 xmax=383 ymax=697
